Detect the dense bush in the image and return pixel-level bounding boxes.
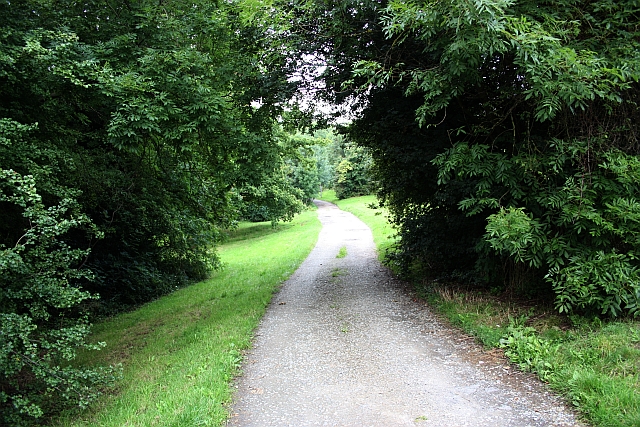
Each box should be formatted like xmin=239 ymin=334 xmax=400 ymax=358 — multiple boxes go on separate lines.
xmin=0 ymin=166 xmax=118 ymax=425
xmin=239 ymin=172 xmax=305 ymax=224
xmin=345 ymin=90 xmax=486 ymax=275
xmin=281 ymin=0 xmax=640 ymax=315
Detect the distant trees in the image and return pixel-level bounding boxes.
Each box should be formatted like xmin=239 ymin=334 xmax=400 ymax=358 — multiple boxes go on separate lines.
xmin=280 ymin=0 xmax=640 ymax=316
xmin=239 ymin=128 xmax=375 ymax=220
xmin=334 ymin=142 xmax=373 ymax=199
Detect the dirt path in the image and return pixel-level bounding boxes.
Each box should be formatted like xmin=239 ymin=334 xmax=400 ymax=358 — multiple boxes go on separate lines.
xmin=228 ymin=200 xmax=584 ymax=427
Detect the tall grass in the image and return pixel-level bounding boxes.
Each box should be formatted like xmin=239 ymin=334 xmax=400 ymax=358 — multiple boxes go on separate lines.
xmin=52 ymin=210 xmax=321 ymax=427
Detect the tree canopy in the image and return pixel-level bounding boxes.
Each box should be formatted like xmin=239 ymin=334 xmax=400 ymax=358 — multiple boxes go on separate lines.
xmin=278 ymin=0 xmax=640 ymax=316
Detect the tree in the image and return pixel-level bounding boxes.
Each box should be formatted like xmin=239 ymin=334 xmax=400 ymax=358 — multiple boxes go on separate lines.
xmin=0 ymin=166 xmax=118 ymax=425
xmin=280 ymin=0 xmax=640 ymax=315
xmin=0 ymin=0 xmax=298 ymax=422
xmin=311 ymin=129 xmax=339 ymax=191
xmin=237 ymin=128 xmax=368 ymax=223
xmin=334 ymin=142 xmax=373 ymax=199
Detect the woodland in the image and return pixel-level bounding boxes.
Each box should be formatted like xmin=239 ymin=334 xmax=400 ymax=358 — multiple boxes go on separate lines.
xmin=1 ymin=0 xmax=639 ymax=424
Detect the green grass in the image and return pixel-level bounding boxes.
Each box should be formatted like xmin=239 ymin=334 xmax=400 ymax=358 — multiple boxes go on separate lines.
xmin=318 ymin=190 xmax=397 ymax=261
xmin=326 ymin=193 xmax=640 ymax=427
xmin=318 ymin=188 xmax=339 ymax=204
xmin=331 ymin=267 xmax=347 ymax=278
xmin=426 ymin=287 xmax=640 ymax=427
xmin=52 ymin=210 xmax=321 ymax=427
xmin=336 ymin=246 xmax=347 ymax=258
xmin=548 ymin=320 xmax=640 ymax=427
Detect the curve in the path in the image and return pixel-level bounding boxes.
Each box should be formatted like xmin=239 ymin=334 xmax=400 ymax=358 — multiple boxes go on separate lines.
xmin=228 ymin=200 xmax=584 ymax=427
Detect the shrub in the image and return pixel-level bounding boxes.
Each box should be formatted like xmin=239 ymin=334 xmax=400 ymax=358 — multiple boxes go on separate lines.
xmin=0 ymin=169 xmax=117 ymax=425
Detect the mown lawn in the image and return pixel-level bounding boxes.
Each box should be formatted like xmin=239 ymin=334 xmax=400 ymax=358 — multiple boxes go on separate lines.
xmin=52 ymin=209 xmax=321 ymax=427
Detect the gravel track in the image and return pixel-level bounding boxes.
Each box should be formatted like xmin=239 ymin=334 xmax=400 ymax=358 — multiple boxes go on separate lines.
xmin=228 ymin=200 xmax=585 ymax=427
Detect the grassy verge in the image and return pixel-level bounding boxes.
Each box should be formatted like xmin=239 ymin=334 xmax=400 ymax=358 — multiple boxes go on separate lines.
xmin=325 ymin=193 xmax=640 ymax=427
xmin=318 ymin=190 xmax=397 ymax=260
xmin=427 ymin=286 xmax=640 ymax=427
xmin=52 ymin=210 xmax=321 ymax=427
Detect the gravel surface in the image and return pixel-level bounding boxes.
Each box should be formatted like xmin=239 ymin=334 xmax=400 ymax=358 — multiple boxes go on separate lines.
xmin=228 ymin=200 xmax=585 ymax=427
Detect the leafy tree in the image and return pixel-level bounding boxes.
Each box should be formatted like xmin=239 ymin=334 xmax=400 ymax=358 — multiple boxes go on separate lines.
xmin=313 ymin=149 xmax=336 ymax=193
xmin=280 ymin=0 xmax=640 ymax=315
xmin=0 ymin=166 xmax=118 ymax=425
xmin=334 ymin=142 xmax=373 ymax=199
xmin=285 ymin=133 xmax=323 ymax=204
xmin=238 ymin=128 xmax=352 ymax=222
xmin=238 ymin=167 xmax=306 ymax=224
xmin=0 ymin=0 xmax=295 ymax=302
xmin=0 ymin=0 xmax=299 ymax=422
xmin=346 ymin=89 xmax=487 ymax=275
xmin=237 ymin=129 xmax=317 ymax=223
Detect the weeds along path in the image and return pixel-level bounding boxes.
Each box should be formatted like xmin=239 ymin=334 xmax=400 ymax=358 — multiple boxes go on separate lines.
xmin=228 ymin=200 xmax=584 ymax=427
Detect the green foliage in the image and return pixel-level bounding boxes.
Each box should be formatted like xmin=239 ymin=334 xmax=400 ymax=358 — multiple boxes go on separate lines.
xmin=348 ymin=90 xmax=487 ymax=277
xmin=499 ymin=317 xmax=558 ymax=381
xmin=384 ymin=0 xmax=640 ymax=315
xmin=0 ymin=168 xmax=118 ymax=425
xmin=312 ymin=130 xmax=339 ymax=189
xmin=439 ymin=139 xmax=640 ymax=315
xmin=0 ymin=0 xmax=296 ymax=304
xmin=334 ymin=142 xmax=373 ymax=199
xmin=239 ymin=172 xmax=305 ymax=224
xmin=550 ymin=252 xmax=640 ymax=317
xmin=282 ymin=0 xmax=640 ymax=315
xmin=238 ymin=130 xmax=321 ymax=223
xmin=238 ymin=128 xmax=353 ymax=221
xmin=336 ymin=246 xmax=347 ymax=258
xmin=0 ymin=0 xmax=299 ymax=422
xmin=285 ymin=133 xmax=323 ymax=204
